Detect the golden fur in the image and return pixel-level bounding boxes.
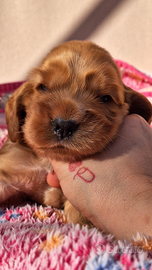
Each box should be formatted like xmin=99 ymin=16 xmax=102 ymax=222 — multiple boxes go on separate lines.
xmin=0 ymin=41 xmax=152 ymax=225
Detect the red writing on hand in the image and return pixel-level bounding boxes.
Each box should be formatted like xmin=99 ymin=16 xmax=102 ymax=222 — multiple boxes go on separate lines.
xmin=69 ymin=161 xmax=82 ymax=172
xmin=73 ymin=167 xmax=95 ymax=183
xmin=69 ymin=162 xmax=95 ymax=183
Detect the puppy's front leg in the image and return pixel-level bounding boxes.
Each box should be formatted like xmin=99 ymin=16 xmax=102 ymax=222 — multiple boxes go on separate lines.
xmin=0 ymin=178 xmax=28 ymax=206
xmin=64 ymin=200 xmax=93 ymax=228
xmin=44 ymin=187 xmax=66 ymax=209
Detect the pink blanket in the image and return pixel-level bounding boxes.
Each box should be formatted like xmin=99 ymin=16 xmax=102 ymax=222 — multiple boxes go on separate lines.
xmin=0 ymin=60 xmax=152 ymax=270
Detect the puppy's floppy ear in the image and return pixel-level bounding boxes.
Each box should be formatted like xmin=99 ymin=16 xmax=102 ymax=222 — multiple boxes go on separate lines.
xmin=124 ymin=84 xmax=152 ymax=124
xmin=5 ymin=82 xmax=30 ymax=142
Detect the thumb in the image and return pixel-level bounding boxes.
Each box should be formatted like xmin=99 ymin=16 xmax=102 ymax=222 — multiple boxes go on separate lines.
xmin=47 ymin=170 xmax=60 ymax=188
xmin=49 ymin=159 xmax=85 ymax=204
xmin=47 ymin=160 xmax=73 ymax=197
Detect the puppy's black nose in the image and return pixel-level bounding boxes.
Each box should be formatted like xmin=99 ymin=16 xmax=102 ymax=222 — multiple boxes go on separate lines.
xmin=52 ymin=118 xmax=78 ymax=140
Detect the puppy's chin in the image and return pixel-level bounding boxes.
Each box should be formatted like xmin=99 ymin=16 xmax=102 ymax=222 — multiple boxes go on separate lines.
xmin=33 ymin=146 xmax=83 ymax=162
xmin=24 ymin=144 xmax=93 ymax=162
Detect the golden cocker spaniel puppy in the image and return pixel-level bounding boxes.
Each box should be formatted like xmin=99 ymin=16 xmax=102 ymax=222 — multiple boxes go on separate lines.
xmin=0 ymin=41 xmax=152 ymax=226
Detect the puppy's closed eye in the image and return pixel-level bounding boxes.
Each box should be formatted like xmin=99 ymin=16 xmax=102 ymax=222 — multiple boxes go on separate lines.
xmin=38 ymin=84 xmax=49 ymax=92
xmin=100 ymin=95 xmax=112 ymax=103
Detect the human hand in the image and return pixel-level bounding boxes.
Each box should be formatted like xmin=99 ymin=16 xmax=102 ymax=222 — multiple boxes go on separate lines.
xmin=47 ymin=115 xmax=152 ymax=241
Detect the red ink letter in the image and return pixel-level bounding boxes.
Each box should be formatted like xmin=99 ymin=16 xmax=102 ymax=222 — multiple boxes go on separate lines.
xmin=73 ymin=167 xmax=95 ymax=183
xmin=69 ymin=161 xmax=82 ymax=172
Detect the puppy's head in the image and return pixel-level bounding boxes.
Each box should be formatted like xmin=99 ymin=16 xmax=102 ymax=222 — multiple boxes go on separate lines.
xmin=5 ymin=41 xmax=152 ymax=161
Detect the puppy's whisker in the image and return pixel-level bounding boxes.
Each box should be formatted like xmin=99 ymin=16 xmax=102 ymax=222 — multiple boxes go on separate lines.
xmin=116 ymin=133 xmax=130 ymax=142
xmin=16 ymin=131 xmax=23 ymax=134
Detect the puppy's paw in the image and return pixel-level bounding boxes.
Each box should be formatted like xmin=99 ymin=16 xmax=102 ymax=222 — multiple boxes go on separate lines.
xmin=44 ymin=187 xmax=66 ymax=209
xmin=64 ymin=200 xmax=93 ymax=228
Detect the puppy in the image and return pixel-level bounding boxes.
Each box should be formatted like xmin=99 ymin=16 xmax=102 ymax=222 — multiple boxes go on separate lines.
xmin=0 ymin=41 xmax=152 ymax=226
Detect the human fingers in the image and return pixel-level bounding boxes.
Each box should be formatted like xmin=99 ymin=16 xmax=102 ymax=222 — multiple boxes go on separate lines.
xmin=47 ymin=170 xmax=60 ymax=188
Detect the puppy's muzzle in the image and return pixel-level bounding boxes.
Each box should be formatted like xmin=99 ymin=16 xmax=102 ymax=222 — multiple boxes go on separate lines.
xmin=52 ymin=118 xmax=78 ymax=140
